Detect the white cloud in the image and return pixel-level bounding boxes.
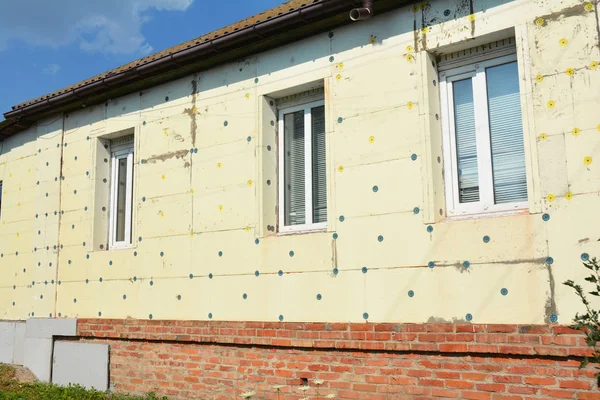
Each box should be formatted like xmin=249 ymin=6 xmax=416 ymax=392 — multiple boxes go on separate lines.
xmin=0 ymin=0 xmax=193 ymax=55
xmin=43 ymin=64 xmax=61 ymax=75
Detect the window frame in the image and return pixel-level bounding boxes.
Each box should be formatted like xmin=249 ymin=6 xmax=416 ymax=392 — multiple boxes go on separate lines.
xmin=277 ymin=100 xmax=327 ymax=233
xmin=439 ymin=53 xmax=528 ymax=217
xmin=108 ymin=143 xmax=134 ymax=249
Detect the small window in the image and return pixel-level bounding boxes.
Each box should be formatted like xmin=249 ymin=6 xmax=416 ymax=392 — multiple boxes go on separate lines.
xmin=278 ymin=100 xmax=327 ymax=232
xmin=0 ymin=181 xmax=3 ymax=218
xmin=109 ymin=135 xmax=134 ymax=248
xmin=440 ymin=51 xmax=527 ymax=216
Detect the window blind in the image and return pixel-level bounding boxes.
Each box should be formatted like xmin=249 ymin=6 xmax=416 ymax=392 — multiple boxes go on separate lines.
xmin=115 ymin=157 xmax=129 ymax=242
xmin=283 ymin=111 xmax=306 ymax=226
xmin=486 ymin=62 xmax=527 ymax=204
xmin=311 ymin=106 xmax=327 ymax=223
xmin=452 ymin=78 xmax=480 ymax=203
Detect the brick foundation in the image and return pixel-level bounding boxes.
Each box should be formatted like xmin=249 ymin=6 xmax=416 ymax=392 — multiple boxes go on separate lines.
xmin=77 ymin=319 xmax=600 ymax=399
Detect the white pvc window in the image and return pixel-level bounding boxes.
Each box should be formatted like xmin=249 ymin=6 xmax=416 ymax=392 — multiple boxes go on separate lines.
xmin=440 ymin=53 xmax=527 ymax=216
xmin=278 ymin=100 xmax=327 ymax=232
xmin=109 ymin=139 xmax=134 ymax=249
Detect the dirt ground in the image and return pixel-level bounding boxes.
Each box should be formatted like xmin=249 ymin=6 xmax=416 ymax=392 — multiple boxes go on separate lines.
xmin=0 ymin=363 xmax=36 ymax=384
xmin=11 ymin=365 xmax=36 ymax=383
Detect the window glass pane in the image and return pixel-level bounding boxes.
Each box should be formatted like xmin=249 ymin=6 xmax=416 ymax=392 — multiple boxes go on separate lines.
xmin=486 ymin=62 xmax=527 ymax=204
xmin=284 ymin=111 xmax=306 ymax=226
xmin=311 ymin=106 xmax=327 ymax=224
xmin=452 ymin=78 xmax=479 ymax=203
xmin=115 ymin=157 xmax=128 ymax=242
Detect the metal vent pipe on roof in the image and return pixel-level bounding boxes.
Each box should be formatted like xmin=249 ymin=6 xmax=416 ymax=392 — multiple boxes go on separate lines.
xmin=349 ymin=0 xmax=373 ymax=21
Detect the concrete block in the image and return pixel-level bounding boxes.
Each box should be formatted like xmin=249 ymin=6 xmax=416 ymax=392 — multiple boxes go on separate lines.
xmin=0 ymin=322 xmax=16 ymax=363
xmin=25 ymin=318 xmax=77 ymax=339
xmin=52 ymin=341 xmax=109 ymax=391
xmin=13 ymin=322 xmax=26 ymax=365
xmin=23 ymin=337 xmax=53 ymax=382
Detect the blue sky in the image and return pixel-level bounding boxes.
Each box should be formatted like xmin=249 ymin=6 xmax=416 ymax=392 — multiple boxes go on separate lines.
xmin=0 ymin=0 xmax=283 ymax=121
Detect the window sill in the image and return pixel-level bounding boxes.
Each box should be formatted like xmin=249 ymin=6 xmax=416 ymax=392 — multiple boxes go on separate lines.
xmin=443 ymin=207 xmax=529 ymax=222
xmin=91 ymin=244 xmax=136 ymax=253
xmin=277 ymin=227 xmax=328 ymax=236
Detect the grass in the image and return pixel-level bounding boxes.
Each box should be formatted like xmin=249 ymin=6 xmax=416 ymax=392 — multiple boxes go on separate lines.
xmin=0 ymin=364 xmax=167 ymax=400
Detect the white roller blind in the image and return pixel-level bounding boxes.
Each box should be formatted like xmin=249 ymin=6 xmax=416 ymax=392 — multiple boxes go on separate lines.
xmin=452 ymin=78 xmax=480 ymax=203
xmin=486 ymin=62 xmax=527 ymax=204
xmin=283 ymin=111 xmax=306 ymax=226
xmin=311 ymin=105 xmax=327 ymax=223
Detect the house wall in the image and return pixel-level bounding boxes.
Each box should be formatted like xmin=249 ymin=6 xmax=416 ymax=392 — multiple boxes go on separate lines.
xmin=0 ymin=0 xmax=599 ymax=327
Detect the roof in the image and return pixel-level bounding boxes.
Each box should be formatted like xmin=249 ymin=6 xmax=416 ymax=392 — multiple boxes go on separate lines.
xmin=0 ymin=0 xmax=406 ymax=137
xmin=10 ymin=0 xmax=313 ymax=111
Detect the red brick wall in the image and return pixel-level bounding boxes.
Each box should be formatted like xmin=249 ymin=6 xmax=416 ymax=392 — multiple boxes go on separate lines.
xmin=77 ymin=319 xmax=600 ymax=400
